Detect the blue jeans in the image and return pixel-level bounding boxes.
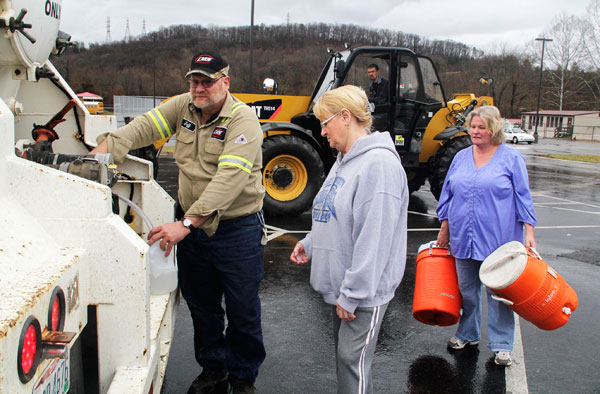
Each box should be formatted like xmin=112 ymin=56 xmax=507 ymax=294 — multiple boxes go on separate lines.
xmin=454 ymin=258 xmax=515 ymax=352
xmin=177 ymin=212 xmax=266 ymax=383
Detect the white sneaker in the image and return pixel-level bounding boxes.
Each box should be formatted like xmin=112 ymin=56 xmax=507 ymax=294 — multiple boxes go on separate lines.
xmin=494 ymin=351 xmax=512 ymax=366
xmin=447 ymin=336 xmax=479 ymax=350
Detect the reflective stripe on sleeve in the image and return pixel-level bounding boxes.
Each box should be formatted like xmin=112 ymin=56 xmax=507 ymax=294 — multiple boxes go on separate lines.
xmin=147 ymin=108 xmax=173 ymax=139
xmin=218 ymin=154 xmax=252 ymax=174
xmin=231 ymin=102 xmax=247 ymax=115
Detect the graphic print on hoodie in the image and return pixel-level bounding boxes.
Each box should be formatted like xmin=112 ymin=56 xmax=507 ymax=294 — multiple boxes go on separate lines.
xmin=313 ymin=177 xmax=346 ymax=223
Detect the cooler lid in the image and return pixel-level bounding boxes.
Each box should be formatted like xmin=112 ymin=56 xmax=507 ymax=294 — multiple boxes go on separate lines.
xmin=480 ymin=241 xmax=528 ymax=290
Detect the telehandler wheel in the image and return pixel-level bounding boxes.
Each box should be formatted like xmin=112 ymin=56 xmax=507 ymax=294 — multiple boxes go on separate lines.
xmin=427 ymin=135 xmax=472 ymax=200
xmin=262 ymin=135 xmax=324 ymax=217
xmin=130 ymin=144 xmax=160 ymax=178
xmin=406 ymin=168 xmax=427 ymax=194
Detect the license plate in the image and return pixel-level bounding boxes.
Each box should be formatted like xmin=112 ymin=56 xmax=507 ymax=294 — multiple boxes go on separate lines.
xmin=32 ymin=354 xmax=70 ymax=394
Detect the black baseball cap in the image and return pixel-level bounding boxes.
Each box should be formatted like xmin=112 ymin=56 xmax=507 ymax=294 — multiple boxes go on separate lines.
xmin=185 ymin=51 xmax=229 ymax=79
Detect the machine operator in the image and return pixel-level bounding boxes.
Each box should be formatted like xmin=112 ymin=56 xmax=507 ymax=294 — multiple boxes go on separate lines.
xmin=367 ymin=63 xmax=390 ymax=105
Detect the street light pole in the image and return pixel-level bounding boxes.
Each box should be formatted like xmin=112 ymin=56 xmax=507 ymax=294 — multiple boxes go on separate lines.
xmin=248 ymin=0 xmax=255 ymax=92
xmin=534 ymin=37 xmax=552 ymax=143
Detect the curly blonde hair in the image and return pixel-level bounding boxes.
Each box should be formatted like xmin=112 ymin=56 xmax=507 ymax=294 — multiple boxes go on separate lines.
xmin=465 ymin=105 xmax=505 ymax=145
xmin=313 ymin=85 xmax=372 ymax=132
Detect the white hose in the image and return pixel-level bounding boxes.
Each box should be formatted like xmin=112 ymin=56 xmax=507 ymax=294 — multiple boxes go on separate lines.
xmin=113 ymin=192 xmax=154 ymax=231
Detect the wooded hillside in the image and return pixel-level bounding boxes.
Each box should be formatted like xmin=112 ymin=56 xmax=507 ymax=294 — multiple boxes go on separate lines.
xmin=51 ymin=22 xmax=600 ymax=118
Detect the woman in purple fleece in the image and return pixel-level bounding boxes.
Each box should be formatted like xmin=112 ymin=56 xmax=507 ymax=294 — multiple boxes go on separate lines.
xmin=436 ymin=105 xmax=537 ymax=367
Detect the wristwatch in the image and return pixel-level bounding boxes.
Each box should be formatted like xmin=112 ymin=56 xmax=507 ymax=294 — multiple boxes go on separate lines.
xmin=181 ymin=217 xmax=193 ymax=229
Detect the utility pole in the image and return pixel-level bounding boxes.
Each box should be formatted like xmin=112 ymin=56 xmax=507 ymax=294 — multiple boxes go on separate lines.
xmin=105 ymin=17 xmax=112 ymax=43
xmin=125 ymin=18 xmax=132 ymax=42
xmin=534 ymin=37 xmax=552 ymax=143
xmin=248 ymin=0 xmax=255 ymax=92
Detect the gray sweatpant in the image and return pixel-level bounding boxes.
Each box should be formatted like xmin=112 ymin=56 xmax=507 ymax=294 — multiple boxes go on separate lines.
xmin=332 ymin=303 xmax=389 ymax=394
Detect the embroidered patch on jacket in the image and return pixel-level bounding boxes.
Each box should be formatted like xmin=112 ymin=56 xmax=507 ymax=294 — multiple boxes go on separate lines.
xmin=181 ymin=118 xmax=196 ymax=132
xmin=211 ymin=126 xmax=227 ymax=141
xmin=234 ymin=134 xmax=248 ymax=144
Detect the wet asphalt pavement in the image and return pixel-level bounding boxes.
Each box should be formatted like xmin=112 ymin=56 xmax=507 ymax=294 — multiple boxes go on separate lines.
xmin=158 ymin=138 xmax=600 ymax=394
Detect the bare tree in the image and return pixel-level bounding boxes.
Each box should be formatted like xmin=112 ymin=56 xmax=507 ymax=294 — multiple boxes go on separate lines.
xmin=540 ymin=12 xmax=587 ymax=110
xmin=471 ymin=44 xmax=535 ymax=117
xmin=579 ymin=0 xmax=600 ymax=105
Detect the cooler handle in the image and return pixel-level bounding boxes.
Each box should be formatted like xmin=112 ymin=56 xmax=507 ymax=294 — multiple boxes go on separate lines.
xmin=428 ymin=241 xmax=451 ymax=256
xmin=527 ymin=246 xmax=542 ymax=260
xmin=491 ymin=294 xmax=514 ymax=306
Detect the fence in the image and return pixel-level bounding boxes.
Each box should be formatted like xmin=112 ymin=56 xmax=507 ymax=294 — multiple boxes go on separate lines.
xmin=553 ymin=126 xmax=573 ymax=139
xmin=113 ymin=96 xmax=169 ymax=127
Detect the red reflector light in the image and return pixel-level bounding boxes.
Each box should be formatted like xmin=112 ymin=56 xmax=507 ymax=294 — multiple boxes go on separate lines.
xmin=22 ymin=325 xmax=37 ymax=374
xmin=51 ymin=298 xmax=60 ymax=331
xmin=18 ymin=316 xmax=42 ymax=383
xmin=48 ymin=287 xmax=66 ymax=332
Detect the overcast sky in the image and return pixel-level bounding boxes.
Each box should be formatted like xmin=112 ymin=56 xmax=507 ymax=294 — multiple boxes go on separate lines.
xmin=60 ymin=0 xmax=591 ymax=52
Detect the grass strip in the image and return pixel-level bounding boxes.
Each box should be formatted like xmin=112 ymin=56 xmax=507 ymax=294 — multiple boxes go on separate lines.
xmin=545 ymin=154 xmax=600 ymax=163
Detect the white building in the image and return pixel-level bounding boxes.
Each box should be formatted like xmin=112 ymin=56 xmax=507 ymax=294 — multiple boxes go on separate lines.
xmin=521 ymin=110 xmax=600 ymax=141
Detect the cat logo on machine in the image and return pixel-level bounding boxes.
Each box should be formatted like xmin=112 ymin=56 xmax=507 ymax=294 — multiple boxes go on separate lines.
xmin=247 ymin=99 xmax=283 ymax=120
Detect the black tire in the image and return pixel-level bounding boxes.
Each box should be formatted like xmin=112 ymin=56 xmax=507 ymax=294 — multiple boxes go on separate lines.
xmin=427 ymin=135 xmax=472 ymax=200
xmin=262 ymin=135 xmax=324 ymax=217
xmin=130 ymin=144 xmax=159 ymax=178
xmin=406 ymin=168 xmax=427 ymax=194
xmin=513 ymin=137 xmax=518 ymax=144
xmin=527 ymin=141 xmax=532 ymax=144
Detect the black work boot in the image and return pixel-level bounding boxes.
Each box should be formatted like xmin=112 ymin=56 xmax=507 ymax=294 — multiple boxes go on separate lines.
xmin=230 ymin=381 xmax=256 ymax=394
xmin=187 ymin=370 xmax=228 ymax=394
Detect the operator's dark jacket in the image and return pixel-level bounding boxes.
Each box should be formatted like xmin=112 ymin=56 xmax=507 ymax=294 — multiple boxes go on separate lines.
xmin=369 ymin=77 xmax=390 ymax=105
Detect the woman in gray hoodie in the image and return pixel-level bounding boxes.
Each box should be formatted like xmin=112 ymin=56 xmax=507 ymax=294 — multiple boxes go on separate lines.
xmin=290 ymin=85 xmax=408 ymax=394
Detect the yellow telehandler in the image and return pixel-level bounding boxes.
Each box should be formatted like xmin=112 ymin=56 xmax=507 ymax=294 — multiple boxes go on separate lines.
xmin=233 ymin=45 xmax=491 ymax=215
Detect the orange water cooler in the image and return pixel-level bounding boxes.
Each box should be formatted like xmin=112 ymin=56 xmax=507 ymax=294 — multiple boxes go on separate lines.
xmin=412 ymin=241 xmax=462 ymax=326
xmin=480 ymin=241 xmax=578 ymax=330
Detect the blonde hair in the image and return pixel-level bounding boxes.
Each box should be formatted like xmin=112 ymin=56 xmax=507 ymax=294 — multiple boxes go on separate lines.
xmin=314 ymin=85 xmax=372 ymax=132
xmin=465 ymin=105 xmax=505 ymax=145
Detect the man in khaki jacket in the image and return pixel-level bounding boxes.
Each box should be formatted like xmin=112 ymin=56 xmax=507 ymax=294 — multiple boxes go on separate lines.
xmin=92 ymin=51 xmax=265 ymax=394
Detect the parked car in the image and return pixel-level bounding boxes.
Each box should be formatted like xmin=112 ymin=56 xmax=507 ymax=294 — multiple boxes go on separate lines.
xmin=504 ymin=127 xmax=534 ymax=144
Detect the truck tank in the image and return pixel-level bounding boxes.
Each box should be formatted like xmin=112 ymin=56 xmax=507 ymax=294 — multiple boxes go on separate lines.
xmin=0 ymin=1 xmax=177 ymax=393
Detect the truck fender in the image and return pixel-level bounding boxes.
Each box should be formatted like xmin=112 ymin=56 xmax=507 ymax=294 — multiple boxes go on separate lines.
xmin=433 ymin=125 xmax=468 ymax=141
xmin=261 ymin=122 xmax=321 ymax=150
xmin=262 ymin=121 xmax=314 ymax=137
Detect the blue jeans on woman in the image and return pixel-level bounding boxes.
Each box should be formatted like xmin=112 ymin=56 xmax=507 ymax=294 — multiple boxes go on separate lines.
xmin=454 ymin=258 xmax=515 ymax=352
xmin=177 ymin=212 xmax=266 ymax=384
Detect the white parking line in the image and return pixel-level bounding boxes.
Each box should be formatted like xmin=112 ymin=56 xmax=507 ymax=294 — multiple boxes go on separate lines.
xmin=535 ymin=206 xmax=600 ymax=215
xmin=533 ymin=194 xmax=600 ymax=209
xmin=408 ymin=210 xmax=438 ymax=218
xmin=507 ymin=318 xmax=529 ymax=394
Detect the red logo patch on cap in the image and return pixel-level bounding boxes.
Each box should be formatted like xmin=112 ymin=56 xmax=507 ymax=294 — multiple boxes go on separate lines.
xmin=195 ymin=55 xmax=214 ymax=64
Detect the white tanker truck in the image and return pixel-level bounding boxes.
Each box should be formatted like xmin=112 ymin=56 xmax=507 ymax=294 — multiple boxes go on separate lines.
xmin=0 ymin=1 xmax=177 ymax=393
